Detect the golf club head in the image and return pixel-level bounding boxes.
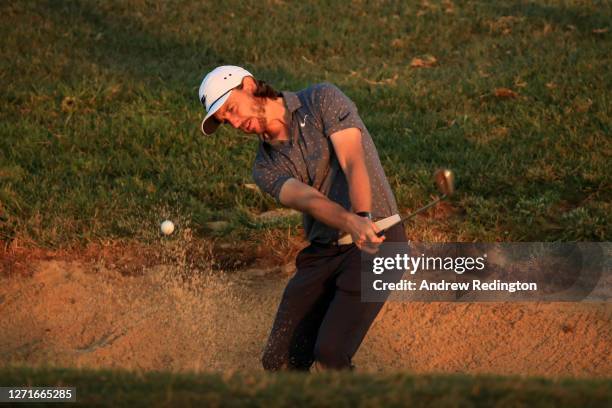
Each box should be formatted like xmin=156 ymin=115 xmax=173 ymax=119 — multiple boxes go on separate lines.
xmin=434 ymin=168 xmax=455 ymax=197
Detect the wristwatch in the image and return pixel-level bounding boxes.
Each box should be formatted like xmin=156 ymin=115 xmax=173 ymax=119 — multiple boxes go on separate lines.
xmin=356 ymin=211 xmax=372 ymax=220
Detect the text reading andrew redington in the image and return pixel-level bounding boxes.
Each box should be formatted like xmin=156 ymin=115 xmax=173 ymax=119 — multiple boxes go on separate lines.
xmin=371 ymin=253 xmax=537 ymax=293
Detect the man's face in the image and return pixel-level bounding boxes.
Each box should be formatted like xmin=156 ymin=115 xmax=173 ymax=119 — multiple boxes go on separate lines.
xmin=213 ymin=82 xmax=267 ymax=135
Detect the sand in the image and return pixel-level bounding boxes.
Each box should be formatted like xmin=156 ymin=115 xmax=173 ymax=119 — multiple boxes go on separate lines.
xmin=1 ymin=257 xmax=610 ymax=377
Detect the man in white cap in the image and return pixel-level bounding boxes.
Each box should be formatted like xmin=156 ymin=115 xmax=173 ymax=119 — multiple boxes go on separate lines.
xmin=198 ymin=65 xmax=407 ymax=371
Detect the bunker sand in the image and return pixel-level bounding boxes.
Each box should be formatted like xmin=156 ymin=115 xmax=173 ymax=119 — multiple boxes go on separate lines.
xmin=1 ymin=259 xmax=610 ymax=377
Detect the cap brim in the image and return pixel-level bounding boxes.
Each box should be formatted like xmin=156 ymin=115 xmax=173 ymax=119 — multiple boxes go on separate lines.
xmin=200 ymin=92 xmax=231 ymax=135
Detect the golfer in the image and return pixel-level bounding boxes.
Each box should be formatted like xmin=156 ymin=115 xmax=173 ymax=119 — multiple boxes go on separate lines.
xmin=198 ymin=65 xmax=407 ymax=371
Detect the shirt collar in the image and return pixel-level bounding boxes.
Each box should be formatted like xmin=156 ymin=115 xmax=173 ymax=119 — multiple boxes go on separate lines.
xmin=281 ymin=90 xmax=302 ymax=113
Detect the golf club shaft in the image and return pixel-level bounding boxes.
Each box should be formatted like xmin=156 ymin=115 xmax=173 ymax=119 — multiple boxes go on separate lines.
xmin=376 ymin=194 xmax=447 ymax=237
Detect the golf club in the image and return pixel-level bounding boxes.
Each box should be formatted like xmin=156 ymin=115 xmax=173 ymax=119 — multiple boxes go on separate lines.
xmin=337 ymin=168 xmax=456 ymax=245
xmin=387 ymin=168 xmax=455 ymax=230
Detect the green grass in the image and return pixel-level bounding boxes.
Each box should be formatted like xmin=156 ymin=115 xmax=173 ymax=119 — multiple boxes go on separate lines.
xmin=0 ymin=0 xmax=610 ymax=246
xmin=1 ymin=365 xmax=610 ymax=407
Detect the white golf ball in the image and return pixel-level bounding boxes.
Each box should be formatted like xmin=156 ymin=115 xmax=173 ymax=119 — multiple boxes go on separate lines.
xmin=160 ymin=220 xmax=175 ymax=235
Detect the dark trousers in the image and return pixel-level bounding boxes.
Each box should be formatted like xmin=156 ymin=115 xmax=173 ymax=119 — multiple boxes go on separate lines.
xmin=261 ymin=223 xmax=407 ymax=371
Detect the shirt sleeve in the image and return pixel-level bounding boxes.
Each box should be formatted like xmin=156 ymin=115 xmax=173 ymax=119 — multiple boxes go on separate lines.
xmin=316 ymin=83 xmax=366 ymax=137
xmin=252 ymin=159 xmax=292 ymax=205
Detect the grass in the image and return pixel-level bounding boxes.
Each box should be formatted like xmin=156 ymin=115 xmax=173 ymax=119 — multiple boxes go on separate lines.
xmin=0 ymin=0 xmax=610 ymax=246
xmin=1 ymin=365 xmax=611 ymax=407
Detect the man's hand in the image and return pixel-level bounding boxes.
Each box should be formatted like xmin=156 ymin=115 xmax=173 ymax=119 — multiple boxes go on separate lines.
xmin=344 ymin=213 xmax=386 ymax=254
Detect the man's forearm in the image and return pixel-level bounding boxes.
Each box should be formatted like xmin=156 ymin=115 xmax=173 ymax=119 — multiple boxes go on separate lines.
xmin=279 ymin=178 xmax=367 ymax=236
xmin=278 ymin=178 xmax=381 ymax=243
xmin=279 ymin=178 xmax=353 ymax=232
xmin=345 ymin=161 xmax=372 ymax=214
xmin=300 ymin=194 xmax=353 ymax=232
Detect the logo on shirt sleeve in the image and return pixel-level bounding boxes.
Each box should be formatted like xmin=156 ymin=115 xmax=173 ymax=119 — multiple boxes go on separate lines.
xmin=339 ymin=111 xmax=350 ymax=121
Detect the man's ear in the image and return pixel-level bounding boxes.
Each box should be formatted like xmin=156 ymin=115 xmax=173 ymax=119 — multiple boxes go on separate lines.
xmin=241 ymin=76 xmax=257 ymax=93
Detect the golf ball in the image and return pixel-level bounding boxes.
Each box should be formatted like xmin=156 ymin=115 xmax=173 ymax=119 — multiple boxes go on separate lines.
xmin=160 ymin=220 xmax=175 ymax=235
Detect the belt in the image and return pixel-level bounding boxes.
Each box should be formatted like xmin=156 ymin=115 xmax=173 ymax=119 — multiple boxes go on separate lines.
xmin=310 ymin=240 xmax=343 ymax=248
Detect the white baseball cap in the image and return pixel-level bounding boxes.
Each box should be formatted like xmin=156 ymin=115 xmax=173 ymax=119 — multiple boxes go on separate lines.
xmin=198 ymin=65 xmax=253 ymax=135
